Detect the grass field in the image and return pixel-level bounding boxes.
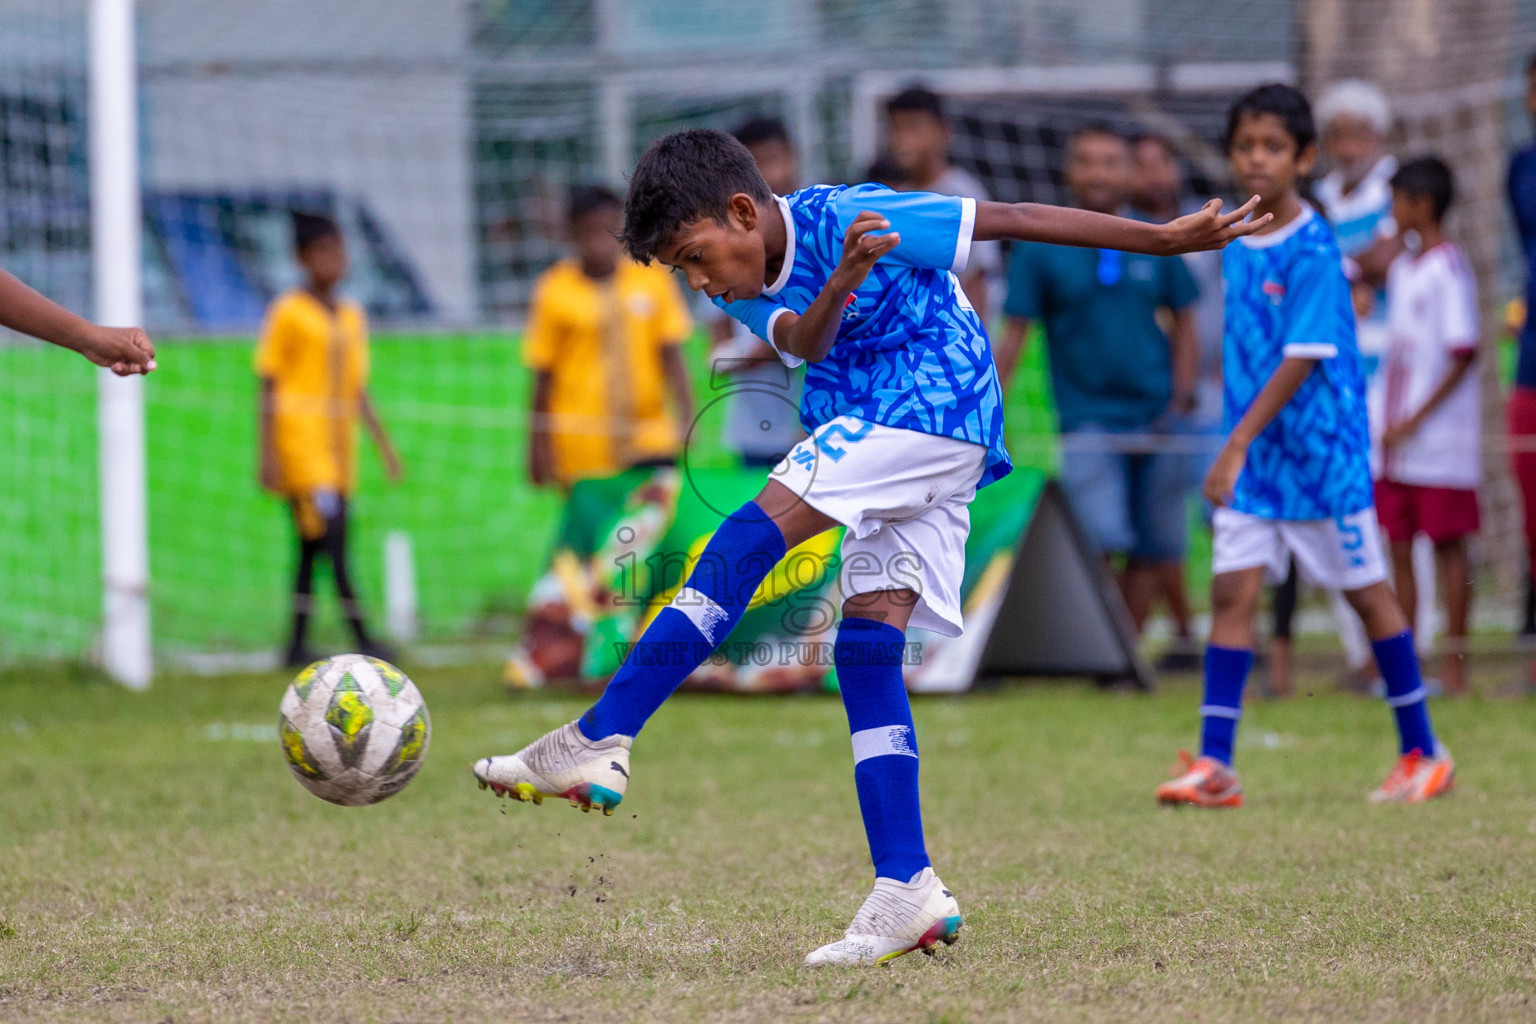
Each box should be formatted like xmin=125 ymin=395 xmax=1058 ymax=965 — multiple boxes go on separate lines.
xmin=3 ymin=664 xmax=1534 ymax=1023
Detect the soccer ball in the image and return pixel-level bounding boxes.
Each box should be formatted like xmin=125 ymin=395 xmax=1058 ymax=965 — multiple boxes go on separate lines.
xmin=278 ymin=654 xmax=430 ymax=806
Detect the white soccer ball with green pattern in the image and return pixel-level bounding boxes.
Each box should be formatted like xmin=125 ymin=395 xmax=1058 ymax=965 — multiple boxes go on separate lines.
xmin=279 ymin=654 xmax=430 ymax=806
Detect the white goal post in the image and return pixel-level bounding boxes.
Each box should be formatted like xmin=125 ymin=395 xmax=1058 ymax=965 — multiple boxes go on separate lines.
xmin=90 ymin=0 xmax=151 ymax=688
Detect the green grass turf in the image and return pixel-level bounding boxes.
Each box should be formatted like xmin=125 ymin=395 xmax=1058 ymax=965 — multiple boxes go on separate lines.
xmin=0 ymin=328 xmax=1075 ymax=662
xmin=2 ymin=664 xmax=1533 ymax=1022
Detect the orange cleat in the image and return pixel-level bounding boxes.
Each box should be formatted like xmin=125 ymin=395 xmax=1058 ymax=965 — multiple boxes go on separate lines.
xmin=1369 ymin=746 xmax=1455 ymax=804
xmin=1155 ymin=750 xmax=1244 ymax=807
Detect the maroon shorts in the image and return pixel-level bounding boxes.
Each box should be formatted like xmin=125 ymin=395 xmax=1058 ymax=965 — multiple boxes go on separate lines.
xmin=1373 ymin=479 xmax=1480 ymax=545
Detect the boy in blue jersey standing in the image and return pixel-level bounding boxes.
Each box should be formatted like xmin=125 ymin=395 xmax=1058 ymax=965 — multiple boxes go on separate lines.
xmin=1156 ymin=85 xmax=1455 ymax=810
xmin=475 ymin=129 xmax=1266 ymax=966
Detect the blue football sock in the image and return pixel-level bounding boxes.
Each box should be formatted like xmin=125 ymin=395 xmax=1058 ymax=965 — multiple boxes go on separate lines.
xmin=1199 ymin=645 xmax=1254 ymax=766
xmin=835 ymin=617 xmax=930 ymax=883
xmin=1372 ymin=630 xmax=1437 ymax=756
xmin=578 ymin=502 xmax=786 ymax=740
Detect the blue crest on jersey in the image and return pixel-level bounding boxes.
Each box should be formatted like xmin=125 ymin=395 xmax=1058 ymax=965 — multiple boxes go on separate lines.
xmin=716 ymin=184 xmax=1011 ymax=488
xmin=1222 ymin=208 xmax=1373 ymax=520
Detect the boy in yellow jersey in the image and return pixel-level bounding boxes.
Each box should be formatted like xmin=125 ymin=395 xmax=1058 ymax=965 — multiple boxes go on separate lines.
xmin=525 ymin=185 xmax=694 ymax=488
xmin=256 ymin=212 xmax=402 ymax=667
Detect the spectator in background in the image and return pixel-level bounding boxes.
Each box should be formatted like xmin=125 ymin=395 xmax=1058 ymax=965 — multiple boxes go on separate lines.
xmin=999 ymin=125 xmax=1200 ymax=636
xmin=525 ymin=185 xmax=694 ymax=488
xmin=709 ymin=118 xmax=804 ymax=467
xmin=863 ymin=154 xmax=906 ymax=190
xmin=257 ymin=212 xmax=401 ymax=667
xmin=1508 ymin=53 xmax=1536 ymax=671
xmin=884 ymin=85 xmax=1001 ymax=321
xmin=1317 ymin=81 xmax=1404 ymax=287
xmin=1130 ymin=133 xmax=1224 ymax=670
xmin=1378 ymin=157 xmax=1479 ymax=697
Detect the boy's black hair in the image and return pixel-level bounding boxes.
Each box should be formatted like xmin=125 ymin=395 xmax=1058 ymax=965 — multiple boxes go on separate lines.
xmin=291 ymin=210 xmax=340 ymax=254
xmin=1390 ymin=156 xmax=1455 ymax=220
xmin=1131 ymin=132 xmax=1178 ymax=159
xmin=621 ymin=129 xmax=771 ymax=263
xmin=1068 ymin=121 xmax=1127 ymax=150
xmin=733 ymin=116 xmax=791 ymax=150
xmin=567 ymin=184 xmax=622 ymax=225
xmin=1224 ymin=83 xmax=1316 ymax=154
xmin=885 ymin=85 xmax=944 ymax=121
xmin=863 ymin=154 xmax=906 ymax=188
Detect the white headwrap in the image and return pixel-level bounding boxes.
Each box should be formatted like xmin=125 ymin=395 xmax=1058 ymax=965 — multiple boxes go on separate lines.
xmin=1316 ymin=80 xmax=1392 ymax=134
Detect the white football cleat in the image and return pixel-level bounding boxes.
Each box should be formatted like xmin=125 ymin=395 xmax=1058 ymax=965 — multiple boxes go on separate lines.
xmin=472 ymin=721 xmax=631 ymax=815
xmin=804 ymin=867 xmax=962 ymax=967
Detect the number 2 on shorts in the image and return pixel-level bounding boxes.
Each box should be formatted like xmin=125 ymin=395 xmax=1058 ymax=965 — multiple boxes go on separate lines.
xmin=814 ymin=419 xmax=873 ymax=462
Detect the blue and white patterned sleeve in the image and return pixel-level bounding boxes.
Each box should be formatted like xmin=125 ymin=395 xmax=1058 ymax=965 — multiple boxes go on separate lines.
xmin=714 ymin=294 xmax=803 ymax=367
xmin=1280 ymin=248 xmax=1353 ymax=360
xmin=832 ymin=183 xmax=975 ymax=275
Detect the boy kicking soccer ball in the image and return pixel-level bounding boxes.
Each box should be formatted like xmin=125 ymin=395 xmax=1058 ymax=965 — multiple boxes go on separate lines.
xmin=1156 ymin=85 xmax=1455 ymax=810
xmin=476 ymin=129 xmax=1267 ymax=965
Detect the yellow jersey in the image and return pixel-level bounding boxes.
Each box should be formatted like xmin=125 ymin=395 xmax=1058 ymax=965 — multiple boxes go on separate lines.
xmin=524 ymin=258 xmax=693 ymax=483
xmin=254 ymin=289 xmax=370 ymax=496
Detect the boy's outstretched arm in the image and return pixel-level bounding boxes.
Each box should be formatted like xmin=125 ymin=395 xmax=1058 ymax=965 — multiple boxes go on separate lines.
xmin=972 ymin=196 xmax=1270 ymax=256
xmin=1203 ymin=356 xmax=1316 ymax=506
xmin=0 ymin=268 xmax=156 ymax=375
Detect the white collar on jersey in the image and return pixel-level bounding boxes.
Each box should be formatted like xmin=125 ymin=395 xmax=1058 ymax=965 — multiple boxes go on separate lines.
xmin=763 ymin=194 xmax=796 ymax=297
xmin=1237 ymin=202 xmax=1315 ymax=250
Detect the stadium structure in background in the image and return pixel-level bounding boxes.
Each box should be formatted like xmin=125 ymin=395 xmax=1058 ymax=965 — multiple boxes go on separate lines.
xmin=0 ymin=0 xmax=1531 ymax=676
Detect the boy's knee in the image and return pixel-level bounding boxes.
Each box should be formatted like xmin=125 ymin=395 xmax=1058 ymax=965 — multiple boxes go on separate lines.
xmin=1344 ymin=580 xmax=1408 ymax=635
xmin=1209 ymin=572 xmax=1260 ymax=619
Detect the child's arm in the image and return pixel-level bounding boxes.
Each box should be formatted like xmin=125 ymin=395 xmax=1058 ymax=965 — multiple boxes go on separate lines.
xmin=769 ymin=212 xmax=900 ymax=362
xmin=1 ymin=268 xmax=156 ymax=374
xmin=660 ymin=345 xmax=695 ymax=434
xmin=994 ymin=319 xmax=1029 ymax=390
xmin=1204 ymin=357 xmax=1317 ymax=506
xmin=973 ymin=196 xmax=1268 ymax=256
xmin=1168 ymin=307 xmax=1199 ymax=416
xmin=528 ymin=370 xmax=555 ymax=488
xmin=1381 ymin=350 xmax=1477 ymax=451
xmin=359 ymin=390 xmax=403 ymax=483
xmin=257 ymin=377 xmax=281 ymax=493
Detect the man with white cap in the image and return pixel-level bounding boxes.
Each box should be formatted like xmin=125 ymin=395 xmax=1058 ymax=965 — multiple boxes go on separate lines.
xmin=1309 ymin=79 xmax=1438 ymax=691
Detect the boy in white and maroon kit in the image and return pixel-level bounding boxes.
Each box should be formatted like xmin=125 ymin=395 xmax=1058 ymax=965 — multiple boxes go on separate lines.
xmin=1376 ymin=156 xmax=1480 ymax=696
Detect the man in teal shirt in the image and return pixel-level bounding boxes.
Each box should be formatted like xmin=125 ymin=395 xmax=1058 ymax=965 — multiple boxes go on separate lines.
xmin=997 ymin=124 xmax=1200 ymax=634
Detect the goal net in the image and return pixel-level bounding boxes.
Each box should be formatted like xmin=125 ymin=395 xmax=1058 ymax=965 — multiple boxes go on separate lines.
xmin=0 ymin=0 xmax=1531 ymax=670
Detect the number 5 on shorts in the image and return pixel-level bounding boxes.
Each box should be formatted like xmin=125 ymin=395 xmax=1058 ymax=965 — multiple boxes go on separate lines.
xmin=1337 ymin=515 xmax=1366 ymax=570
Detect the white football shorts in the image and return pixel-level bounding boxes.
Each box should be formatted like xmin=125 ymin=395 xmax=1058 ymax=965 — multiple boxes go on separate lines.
xmin=1212 ymin=506 xmax=1387 ymax=591
xmin=770 ymin=415 xmax=986 ymax=637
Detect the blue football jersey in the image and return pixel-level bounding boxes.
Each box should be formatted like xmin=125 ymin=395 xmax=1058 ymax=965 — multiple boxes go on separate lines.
xmin=1222 ymin=206 xmax=1373 ymax=520
xmin=716 ymin=184 xmax=1011 ymax=487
